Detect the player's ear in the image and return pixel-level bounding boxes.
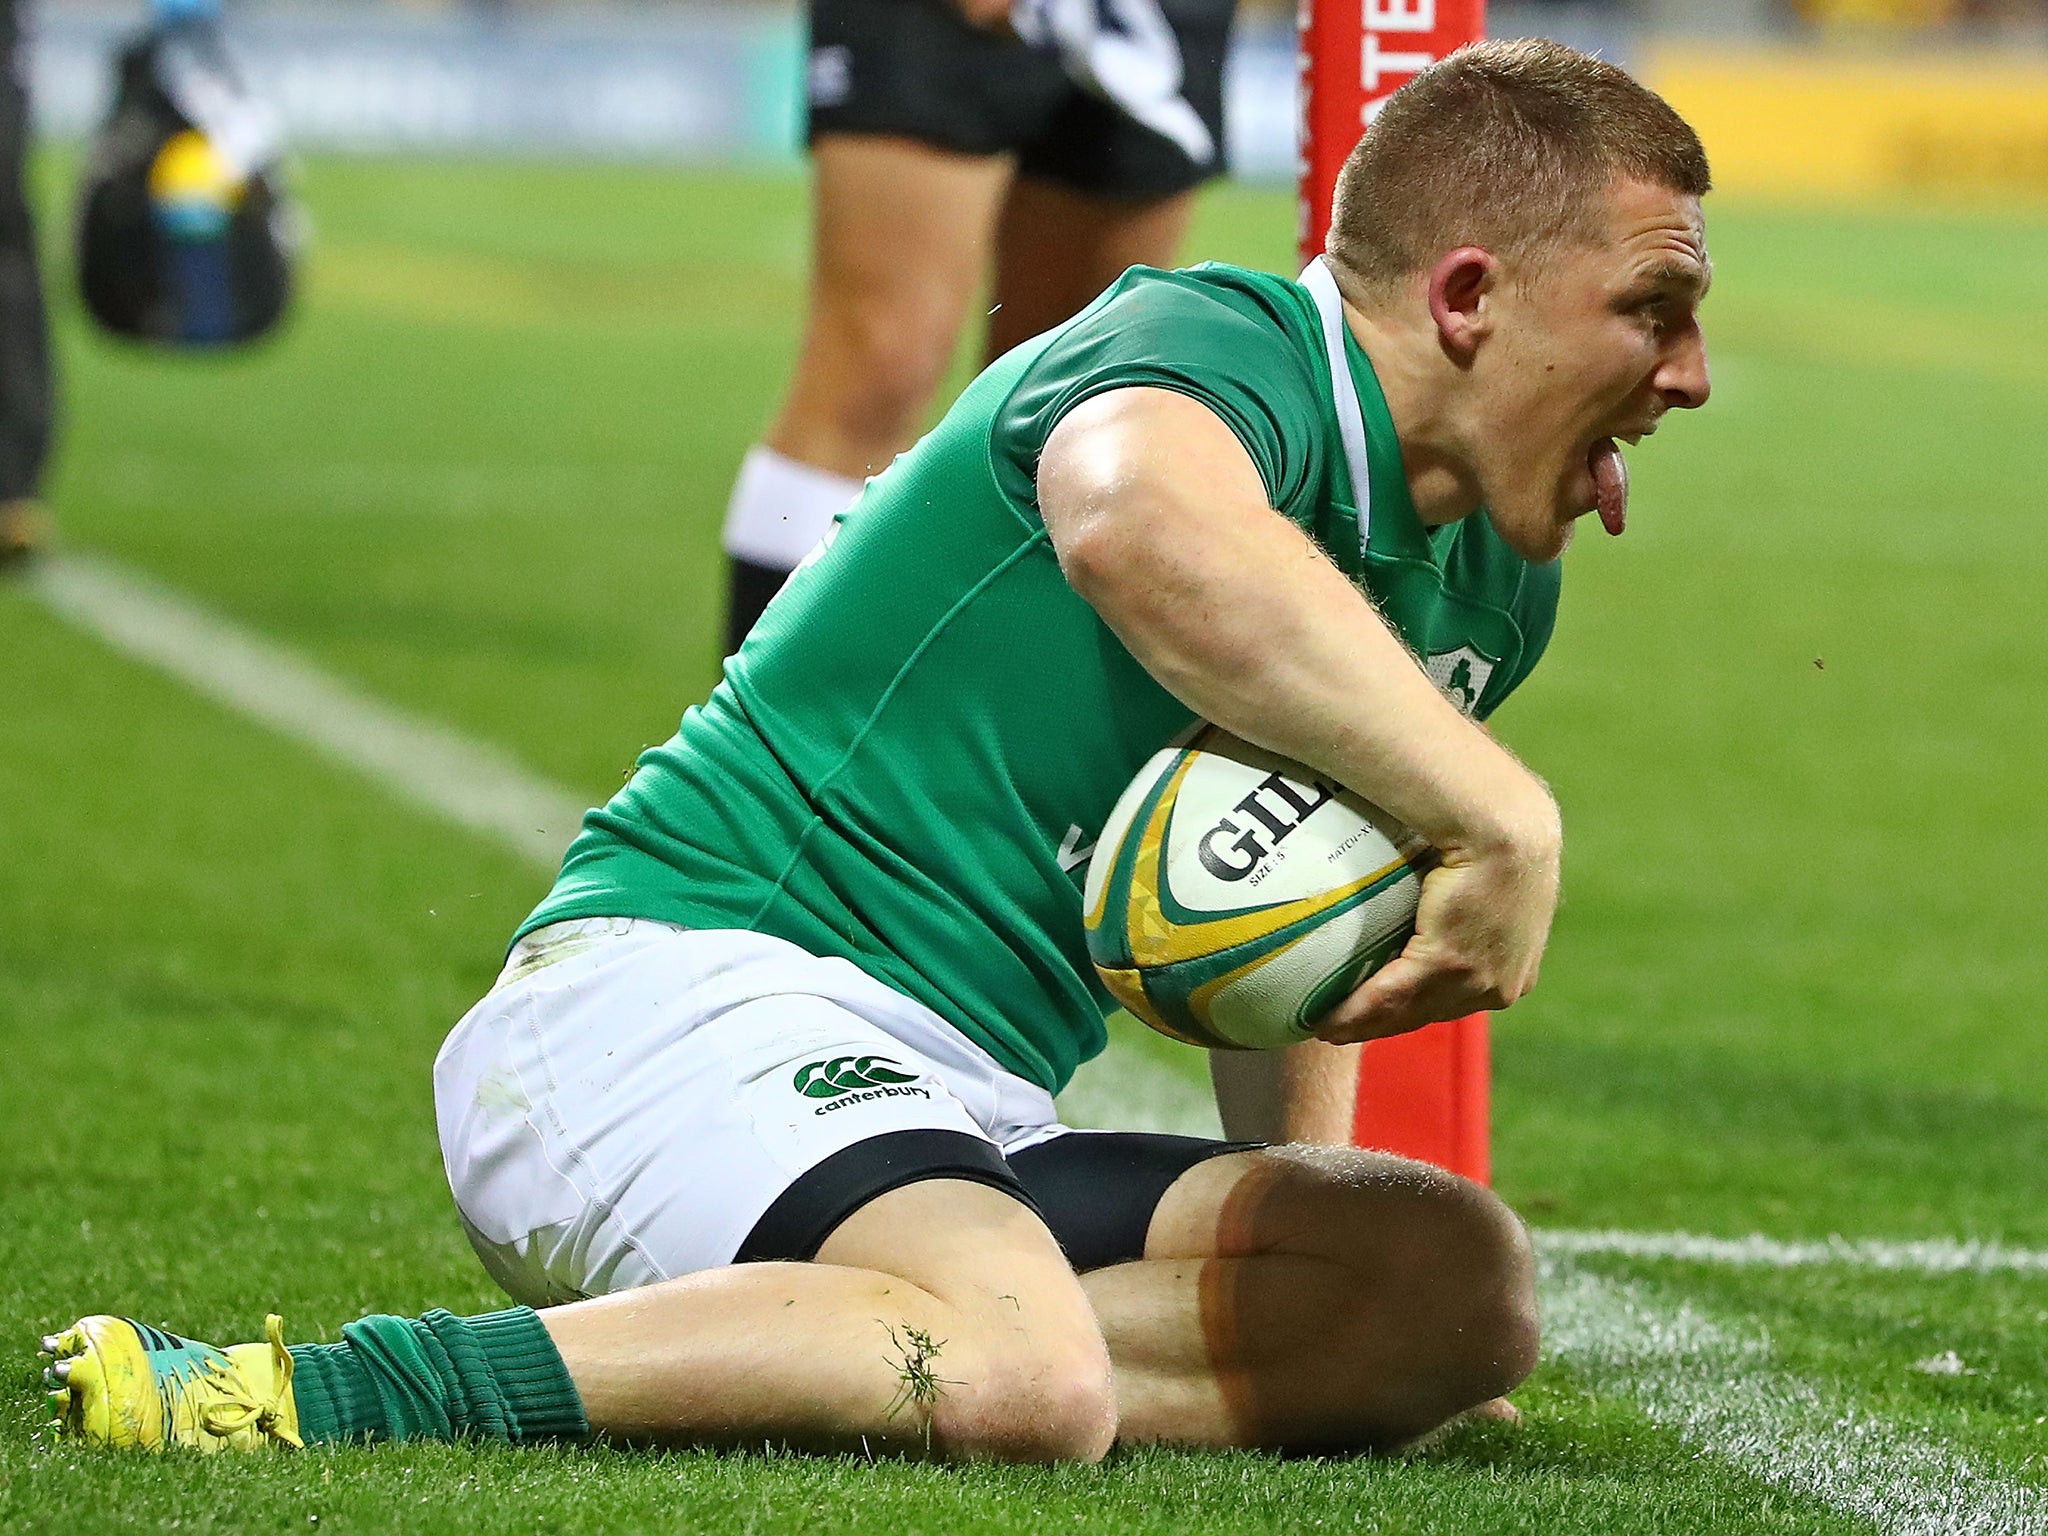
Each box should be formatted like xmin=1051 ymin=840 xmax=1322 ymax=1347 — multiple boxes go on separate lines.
xmin=1426 ymin=246 xmax=1498 ymax=364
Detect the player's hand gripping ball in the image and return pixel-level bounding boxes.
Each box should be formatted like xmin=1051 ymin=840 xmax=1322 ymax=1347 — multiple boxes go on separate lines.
xmin=1083 ymin=727 xmax=1436 ymax=1050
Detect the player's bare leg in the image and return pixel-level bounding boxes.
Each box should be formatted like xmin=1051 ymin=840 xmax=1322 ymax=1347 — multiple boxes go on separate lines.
xmin=1081 ymin=1144 xmax=1539 ymax=1451
xmin=723 ymin=133 xmax=1012 ymax=648
xmin=46 ymin=1179 xmax=1115 ymax=1462
xmin=534 ymin=1178 xmax=1117 ymax=1460
xmin=984 ymin=174 xmax=1196 ymax=362
xmin=765 ymin=134 xmax=1012 ymax=479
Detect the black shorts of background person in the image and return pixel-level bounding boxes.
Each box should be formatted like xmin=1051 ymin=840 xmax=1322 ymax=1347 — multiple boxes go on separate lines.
xmin=807 ymin=0 xmax=1231 ymax=201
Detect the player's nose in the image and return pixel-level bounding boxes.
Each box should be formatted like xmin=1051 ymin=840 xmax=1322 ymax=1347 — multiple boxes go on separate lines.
xmin=1657 ymin=323 xmax=1711 ymax=411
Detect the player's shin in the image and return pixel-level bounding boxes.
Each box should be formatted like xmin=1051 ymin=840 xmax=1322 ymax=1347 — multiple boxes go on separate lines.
xmin=540 ymin=1244 xmax=1114 ymax=1461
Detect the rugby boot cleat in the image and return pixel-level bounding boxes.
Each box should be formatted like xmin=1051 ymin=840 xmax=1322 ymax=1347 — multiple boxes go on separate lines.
xmin=41 ymin=1313 xmax=303 ymax=1451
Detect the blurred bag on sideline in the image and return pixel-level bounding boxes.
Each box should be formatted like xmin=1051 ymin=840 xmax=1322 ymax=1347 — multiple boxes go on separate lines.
xmin=76 ymin=16 xmax=298 ymax=347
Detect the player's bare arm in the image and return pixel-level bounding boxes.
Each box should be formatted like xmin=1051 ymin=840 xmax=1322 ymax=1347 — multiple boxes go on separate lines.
xmin=1210 ymin=1040 xmax=1364 ymax=1143
xmin=1037 ymin=385 xmax=1563 ymax=1042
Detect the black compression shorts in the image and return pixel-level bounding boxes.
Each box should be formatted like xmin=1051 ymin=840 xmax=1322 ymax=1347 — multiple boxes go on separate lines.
xmin=738 ymin=1127 xmax=1261 ymax=1270
xmin=1009 ymin=1129 xmax=1262 ymax=1269
xmin=804 ymin=0 xmax=1235 ymax=199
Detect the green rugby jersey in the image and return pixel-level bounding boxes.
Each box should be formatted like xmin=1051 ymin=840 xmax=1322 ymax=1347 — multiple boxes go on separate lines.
xmin=519 ymin=260 xmax=1562 ymax=1093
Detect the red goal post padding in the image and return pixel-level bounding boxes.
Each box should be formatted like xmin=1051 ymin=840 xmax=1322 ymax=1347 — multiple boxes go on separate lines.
xmin=1299 ymin=0 xmax=1489 ymax=263
xmin=1352 ymin=1012 xmax=1490 ymax=1184
xmin=1299 ymin=0 xmax=1492 ymax=1183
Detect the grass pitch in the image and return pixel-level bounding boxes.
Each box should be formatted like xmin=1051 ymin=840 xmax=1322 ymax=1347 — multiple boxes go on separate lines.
xmin=3 ymin=155 xmax=2046 ymax=1532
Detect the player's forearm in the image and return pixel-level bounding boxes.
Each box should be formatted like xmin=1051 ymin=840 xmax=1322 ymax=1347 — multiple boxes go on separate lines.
xmin=1100 ymin=515 xmax=1552 ymax=859
xmin=1211 ymin=1042 xmax=1361 ymax=1144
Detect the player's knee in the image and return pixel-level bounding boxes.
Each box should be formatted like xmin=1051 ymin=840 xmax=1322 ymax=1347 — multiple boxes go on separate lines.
xmin=838 ymin=347 xmax=946 ymax=447
xmin=1436 ymin=1185 xmax=1540 ymax=1400
xmin=1292 ymin=1159 xmax=1537 ymax=1433
xmin=1377 ymin=1175 xmax=1540 ymax=1410
xmin=933 ymin=1334 xmax=1117 ymax=1464
xmin=819 ymin=307 xmax=955 ymax=447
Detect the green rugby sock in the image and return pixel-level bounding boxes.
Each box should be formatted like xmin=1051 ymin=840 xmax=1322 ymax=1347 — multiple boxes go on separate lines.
xmin=288 ymin=1306 xmax=587 ymax=1446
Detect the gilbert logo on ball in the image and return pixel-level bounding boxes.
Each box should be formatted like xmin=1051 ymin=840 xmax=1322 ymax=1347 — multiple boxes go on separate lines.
xmin=1083 ymin=726 xmax=1436 ymax=1051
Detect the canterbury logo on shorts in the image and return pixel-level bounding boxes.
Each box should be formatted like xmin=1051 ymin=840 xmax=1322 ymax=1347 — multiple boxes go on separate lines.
xmin=792 ymin=1055 xmax=934 ymax=1114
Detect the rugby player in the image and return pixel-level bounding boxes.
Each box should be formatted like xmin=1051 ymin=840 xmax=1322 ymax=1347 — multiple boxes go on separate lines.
xmin=720 ymin=0 xmax=1235 ymax=650
xmin=41 ymin=41 xmax=1712 ymax=1461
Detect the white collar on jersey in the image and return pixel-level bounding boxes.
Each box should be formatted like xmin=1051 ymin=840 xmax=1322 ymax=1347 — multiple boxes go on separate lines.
xmin=1298 ymin=256 xmax=1373 ymax=550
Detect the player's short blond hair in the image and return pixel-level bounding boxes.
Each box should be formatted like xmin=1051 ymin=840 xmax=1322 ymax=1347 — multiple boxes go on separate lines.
xmin=1327 ymin=39 xmax=1710 ymax=296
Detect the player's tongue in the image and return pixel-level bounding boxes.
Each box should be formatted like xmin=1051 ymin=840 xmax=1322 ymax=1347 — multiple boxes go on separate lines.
xmin=1588 ymin=437 xmax=1629 ymax=536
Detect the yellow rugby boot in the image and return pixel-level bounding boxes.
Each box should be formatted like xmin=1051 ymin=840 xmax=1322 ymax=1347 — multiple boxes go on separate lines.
xmin=41 ymin=1313 xmax=303 ymax=1452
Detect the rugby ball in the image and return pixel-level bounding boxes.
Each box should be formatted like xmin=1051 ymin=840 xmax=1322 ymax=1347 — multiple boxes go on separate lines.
xmin=1083 ymin=726 xmax=1436 ymax=1051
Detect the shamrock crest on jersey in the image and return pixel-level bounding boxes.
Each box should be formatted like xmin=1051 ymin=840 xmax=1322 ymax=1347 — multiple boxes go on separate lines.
xmin=1426 ymin=647 xmax=1498 ymax=716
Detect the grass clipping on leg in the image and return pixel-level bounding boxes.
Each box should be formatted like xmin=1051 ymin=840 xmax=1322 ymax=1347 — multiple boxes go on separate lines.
xmin=882 ymin=1324 xmax=961 ymax=1451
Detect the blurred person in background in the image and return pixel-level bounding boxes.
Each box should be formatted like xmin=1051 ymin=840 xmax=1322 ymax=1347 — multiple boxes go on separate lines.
xmin=0 ymin=0 xmax=229 ymax=566
xmin=1 ymin=0 xmax=52 ymax=564
xmin=719 ymin=0 xmax=1236 ymax=651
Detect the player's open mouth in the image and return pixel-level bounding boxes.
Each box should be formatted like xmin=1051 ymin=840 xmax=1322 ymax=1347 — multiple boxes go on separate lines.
xmin=1588 ymin=437 xmax=1629 ymax=537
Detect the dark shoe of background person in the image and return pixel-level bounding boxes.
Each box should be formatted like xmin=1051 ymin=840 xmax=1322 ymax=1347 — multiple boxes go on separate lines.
xmin=725 ymin=555 xmax=789 ymax=656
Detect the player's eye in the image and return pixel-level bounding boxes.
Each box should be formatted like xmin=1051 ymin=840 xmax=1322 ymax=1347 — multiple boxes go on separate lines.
xmin=1626 ymin=295 xmax=1687 ymax=335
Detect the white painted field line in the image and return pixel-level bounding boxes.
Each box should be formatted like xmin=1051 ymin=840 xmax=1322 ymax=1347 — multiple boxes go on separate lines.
xmin=29 ymin=552 xmax=591 ymax=869
xmin=1543 ymin=1257 xmax=2048 ymax=1536
xmin=1540 ymin=1228 xmax=2048 ymax=1277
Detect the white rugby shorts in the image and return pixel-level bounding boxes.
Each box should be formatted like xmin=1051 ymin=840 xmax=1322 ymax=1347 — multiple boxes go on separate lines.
xmin=433 ymin=918 xmax=1068 ymax=1307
